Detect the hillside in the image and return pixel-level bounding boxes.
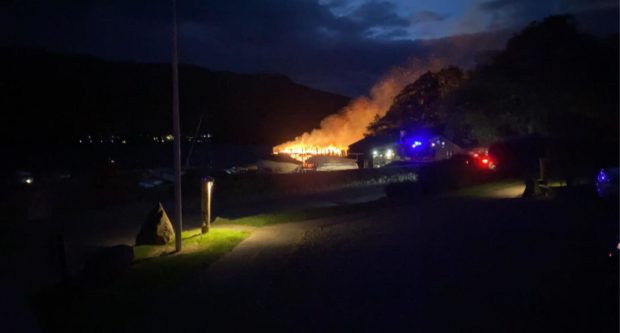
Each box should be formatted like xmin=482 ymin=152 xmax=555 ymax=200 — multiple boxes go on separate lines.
xmin=0 ymin=48 xmax=350 ymax=145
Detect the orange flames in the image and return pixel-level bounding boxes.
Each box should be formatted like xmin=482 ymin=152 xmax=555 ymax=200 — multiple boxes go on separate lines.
xmin=274 ymin=59 xmax=446 ymax=161
xmin=275 ymin=144 xmax=346 ymax=162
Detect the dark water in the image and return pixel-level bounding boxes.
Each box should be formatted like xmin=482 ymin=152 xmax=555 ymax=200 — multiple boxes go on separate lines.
xmin=2 ymin=142 xmax=270 ymax=176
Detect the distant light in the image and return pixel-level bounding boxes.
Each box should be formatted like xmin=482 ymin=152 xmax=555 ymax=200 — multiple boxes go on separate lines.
xmin=412 ymin=140 xmax=422 ymax=148
xmin=23 ymin=177 xmax=34 ymax=185
xmin=372 ymin=150 xmax=378 ymax=157
xmin=122 ymin=140 xmax=127 ymax=144
xmin=431 ymin=142 xmax=435 ymax=147
xmin=482 ymin=158 xmax=489 ymax=164
xmin=165 ymin=134 xmax=174 ymax=141
xmin=78 ymin=139 xmax=83 ymax=144
xmin=385 ymin=149 xmax=394 ymax=159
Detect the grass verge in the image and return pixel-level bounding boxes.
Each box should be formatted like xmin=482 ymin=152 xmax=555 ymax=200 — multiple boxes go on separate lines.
xmin=33 ymin=228 xmax=249 ymax=332
xmin=448 ymin=179 xmax=526 ymax=198
xmin=218 ymin=200 xmax=385 ymax=227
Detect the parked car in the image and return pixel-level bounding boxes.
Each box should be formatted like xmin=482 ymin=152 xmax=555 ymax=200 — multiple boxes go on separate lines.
xmin=448 ymin=153 xmax=497 ymax=171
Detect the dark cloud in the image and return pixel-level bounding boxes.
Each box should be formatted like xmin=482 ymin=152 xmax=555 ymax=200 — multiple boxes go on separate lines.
xmin=3 ymin=0 xmax=616 ymax=96
xmin=477 ymin=0 xmax=619 ymax=32
xmin=3 ymin=0 xmax=429 ymax=95
xmin=372 ymin=28 xmax=411 ymax=39
xmin=479 ymin=0 xmax=618 ymax=18
xmin=349 ymin=1 xmax=408 ymax=27
xmin=409 ymin=11 xmax=450 ymax=25
xmin=480 ymin=0 xmax=516 ymax=12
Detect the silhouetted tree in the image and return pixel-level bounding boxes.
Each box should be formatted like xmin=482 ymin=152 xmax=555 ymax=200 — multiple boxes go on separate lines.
xmin=374 ymin=15 xmax=618 ymax=147
xmin=448 ymin=15 xmax=619 ymax=144
xmin=368 ymin=66 xmax=465 ymax=135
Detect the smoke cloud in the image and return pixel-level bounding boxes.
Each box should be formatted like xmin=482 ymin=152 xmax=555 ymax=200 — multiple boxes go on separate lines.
xmin=274 ymin=58 xmax=447 ymax=153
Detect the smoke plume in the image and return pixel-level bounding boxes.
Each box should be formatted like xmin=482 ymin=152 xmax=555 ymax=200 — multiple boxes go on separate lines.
xmin=274 ymin=58 xmax=447 ymax=153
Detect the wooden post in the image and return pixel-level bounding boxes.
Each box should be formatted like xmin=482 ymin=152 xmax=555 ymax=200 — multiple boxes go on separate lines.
xmin=56 ymin=233 xmax=69 ymax=283
xmin=538 ymin=157 xmax=550 ymax=196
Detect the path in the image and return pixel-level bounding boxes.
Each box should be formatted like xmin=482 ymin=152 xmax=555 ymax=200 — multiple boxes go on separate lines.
xmin=206 ymin=216 xmax=360 ymax=289
xmin=129 ymin=214 xmax=362 ymax=332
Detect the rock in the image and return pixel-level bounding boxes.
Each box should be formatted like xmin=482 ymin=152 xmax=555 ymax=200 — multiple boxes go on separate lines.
xmin=136 ymin=202 xmax=175 ymax=245
xmin=83 ymin=245 xmax=134 ymax=286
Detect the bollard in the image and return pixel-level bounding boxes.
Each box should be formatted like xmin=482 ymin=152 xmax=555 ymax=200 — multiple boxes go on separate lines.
xmin=538 ymin=157 xmax=546 ymax=181
xmin=201 ymin=177 xmax=214 ymax=234
xmin=56 ymin=233 xmax=69 ymax=283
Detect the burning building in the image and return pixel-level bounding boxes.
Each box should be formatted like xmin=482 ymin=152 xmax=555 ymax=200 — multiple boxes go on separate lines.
xmin=273 ymin=60 xmax=445 ymax=166
xmin=273 ymin=144 xmax=347 ymax=163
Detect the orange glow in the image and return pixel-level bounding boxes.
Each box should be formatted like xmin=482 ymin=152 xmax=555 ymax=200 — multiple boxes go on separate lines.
xmin=274 ymin=59 xmax=447 ymax=162
xmin=273 ymin=144 xmax=347 ymax=162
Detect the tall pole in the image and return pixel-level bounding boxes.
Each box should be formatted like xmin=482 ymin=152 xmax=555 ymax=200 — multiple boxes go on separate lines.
xmin=172 ymin=0 xmax=183 ymax=252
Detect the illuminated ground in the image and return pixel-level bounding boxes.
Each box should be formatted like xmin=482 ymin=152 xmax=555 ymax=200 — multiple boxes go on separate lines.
xmin=2 ymin=183 xmax=387 ymax=295
xmin=133 ymin=183 xmax=618 ymax=332
xmin=17 ymin=181 xmax=619 ymax=332
xmin=449 ymin=179 xmax=527 ymax=198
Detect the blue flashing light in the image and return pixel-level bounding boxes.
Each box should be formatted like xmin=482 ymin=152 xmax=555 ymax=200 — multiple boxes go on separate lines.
xmin=598 ymin=169 xmax=608 ymax=183
xmin=412 ymin=140 xmax=422 ymax=148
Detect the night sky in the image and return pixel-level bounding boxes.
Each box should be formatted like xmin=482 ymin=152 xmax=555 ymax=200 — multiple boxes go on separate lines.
xmin=3 ymin=0 xmax=618 ymax=95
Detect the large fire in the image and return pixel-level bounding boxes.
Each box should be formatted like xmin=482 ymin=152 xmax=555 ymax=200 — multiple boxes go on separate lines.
xmin=274 ymin=144 xmax=347 ymax=162
xmin=274 ymin=59 xmax=446 ymax=162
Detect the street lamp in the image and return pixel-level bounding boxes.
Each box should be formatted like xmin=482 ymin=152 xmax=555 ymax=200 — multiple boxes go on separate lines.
xmin=201 ymin=177 xmax=214 ymax=234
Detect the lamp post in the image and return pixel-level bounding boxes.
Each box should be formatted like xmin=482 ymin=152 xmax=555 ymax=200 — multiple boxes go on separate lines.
xmin=201 ymin=177 xmax=214 ymax=234
xmin=172 ymin=0 xmax=183 ymax=252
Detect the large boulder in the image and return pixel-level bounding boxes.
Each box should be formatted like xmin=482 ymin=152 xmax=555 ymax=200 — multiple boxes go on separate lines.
xmin=135 ymin=203 xmax=175 ymax=245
